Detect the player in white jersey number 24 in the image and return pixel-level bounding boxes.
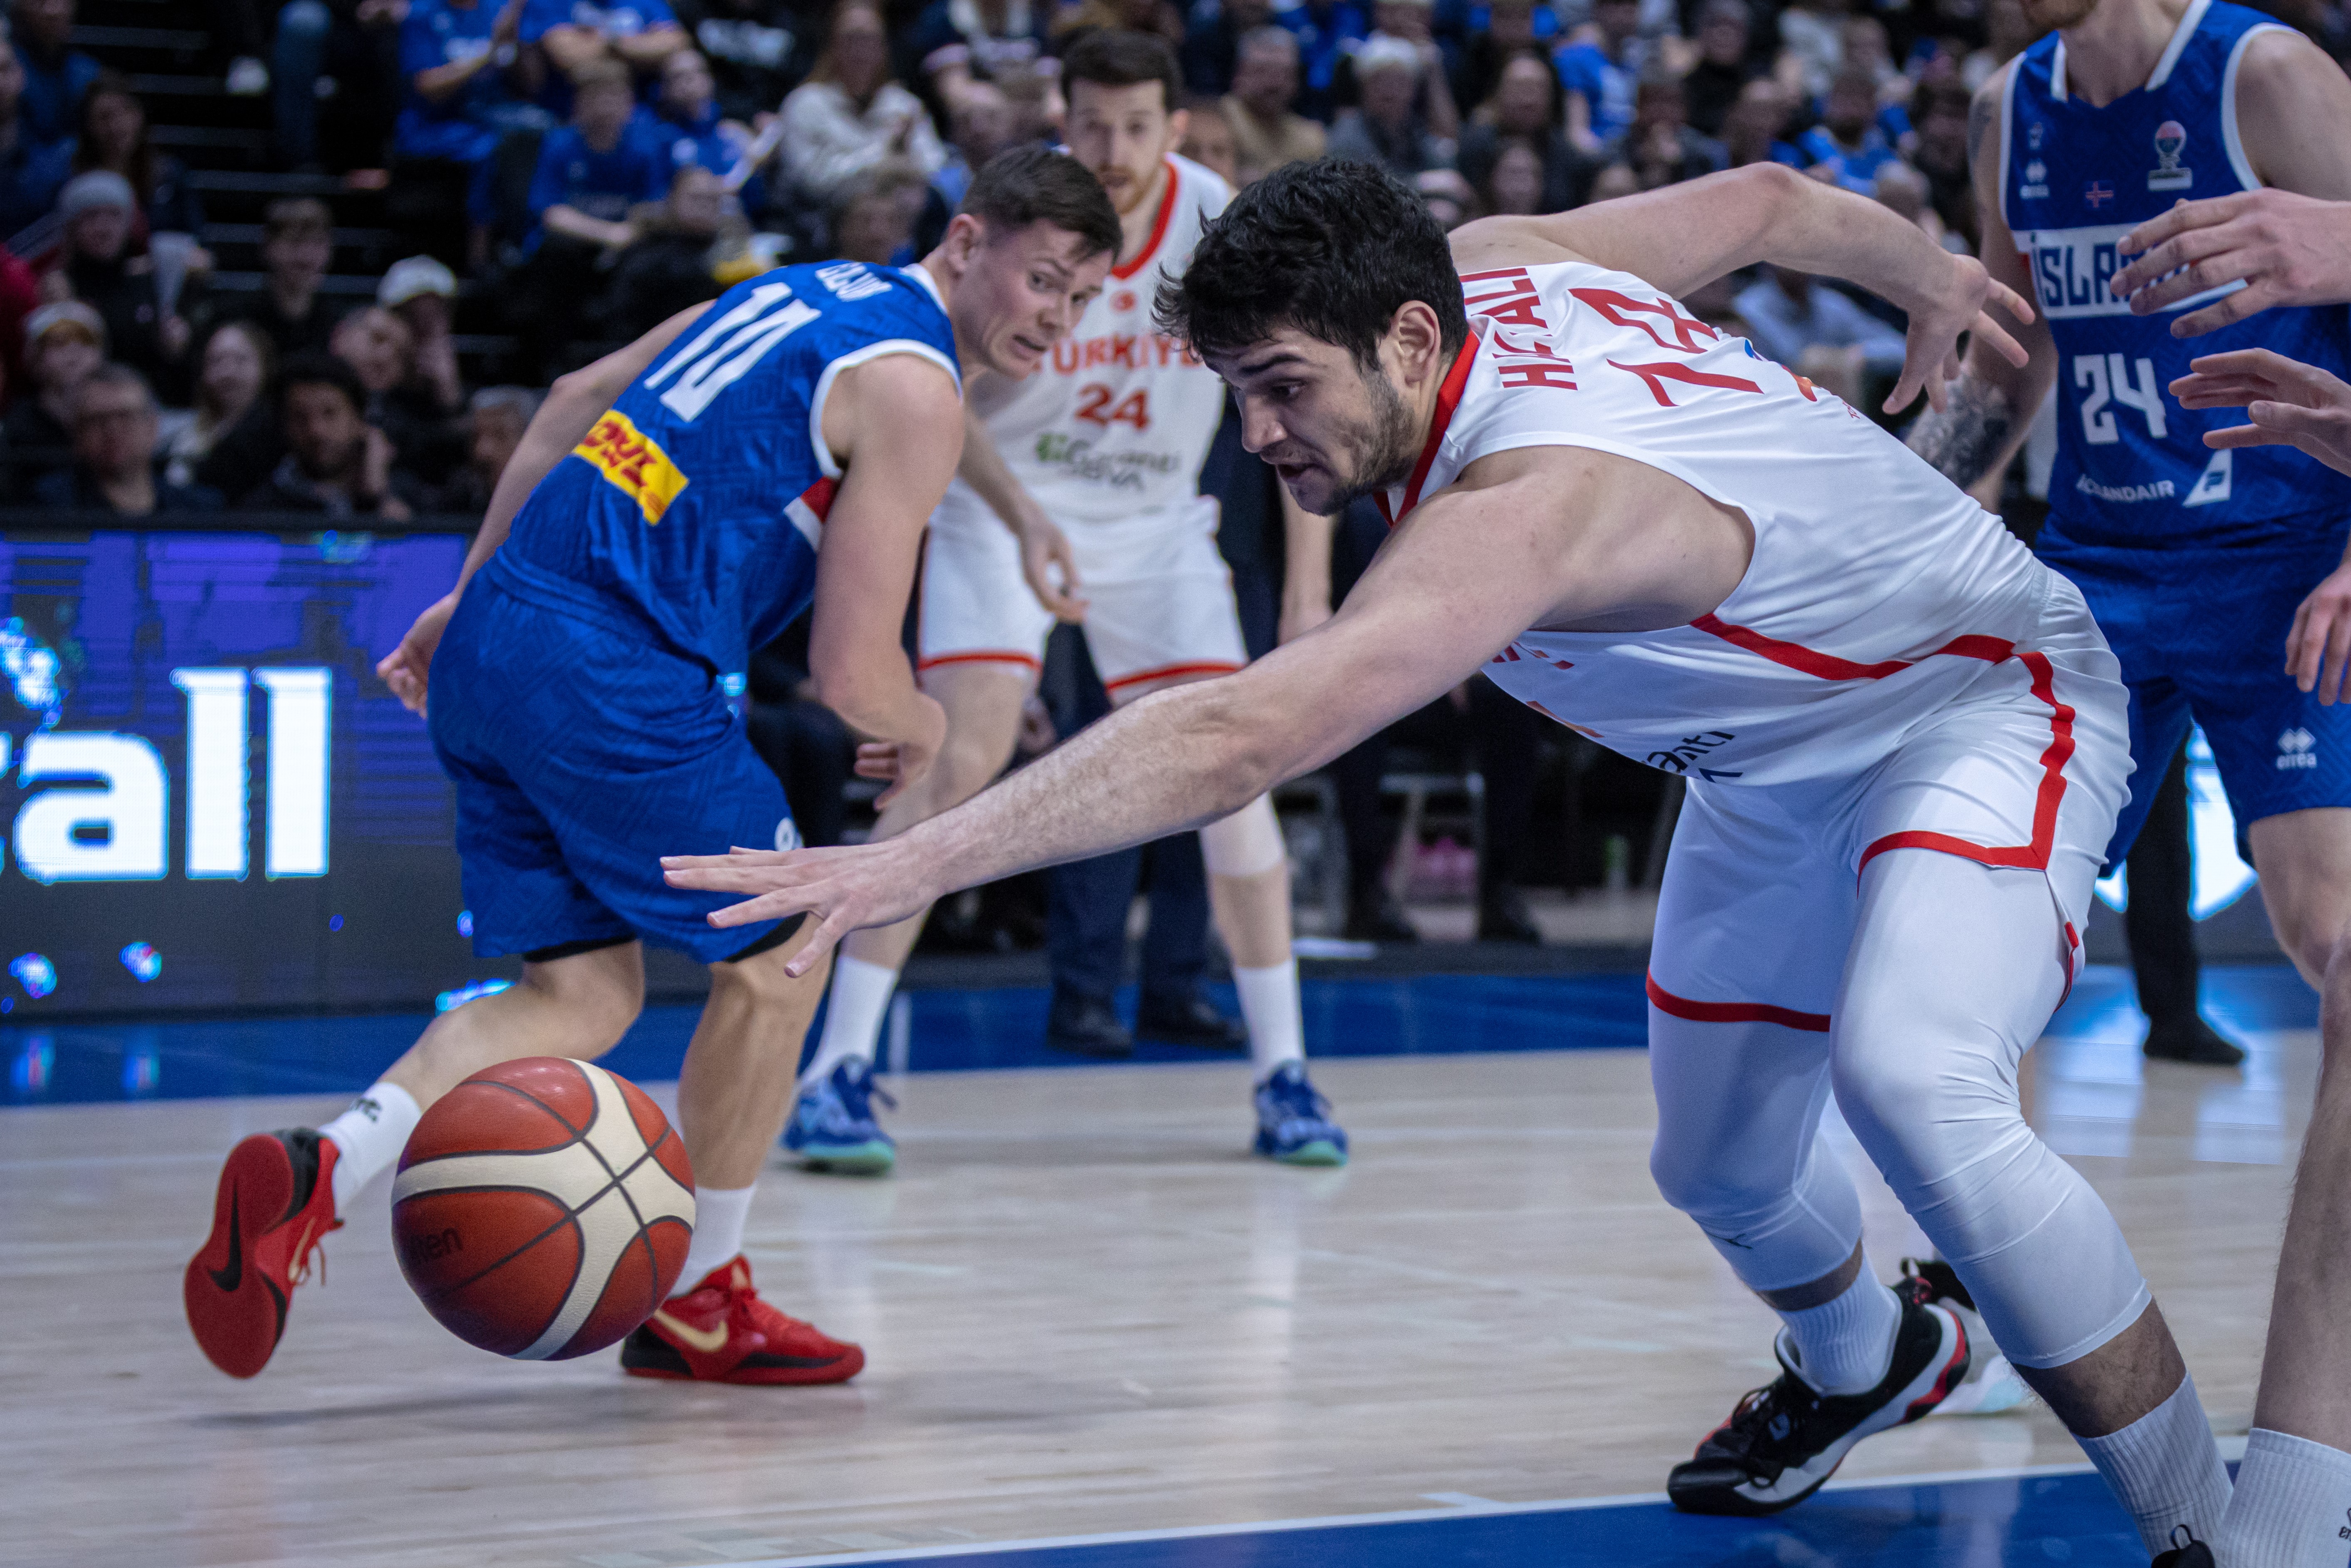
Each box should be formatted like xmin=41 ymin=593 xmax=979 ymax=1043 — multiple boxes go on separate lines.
xmin=781 ymin=30 xmax=1346 ymax=1174
xmin=674 ymin=161 xmax=2243 ymax=1563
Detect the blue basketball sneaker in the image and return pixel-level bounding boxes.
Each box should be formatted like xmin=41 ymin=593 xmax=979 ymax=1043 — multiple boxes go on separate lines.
xmin=782 ymin=1059 xmax=897 ymax=1174
xmin=1253 ymin=1062 xmax=1348 ymax=1166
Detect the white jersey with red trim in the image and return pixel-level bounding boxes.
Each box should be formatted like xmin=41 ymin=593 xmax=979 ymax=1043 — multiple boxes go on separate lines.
xmin=1393 ymin=259 xmax=2104 ymax=796
xmin=951 ymin=154 xmax=1233 ymax=525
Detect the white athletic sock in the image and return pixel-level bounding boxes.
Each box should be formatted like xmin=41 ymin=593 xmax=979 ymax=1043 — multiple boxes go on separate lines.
xmin=672 ymin=1184 xmax=754 ymax=1295
xmin=804 ymin=954 xmax=898 ymax=1087
xmin=319 ymin=1081 xmax=421 ymax=1216
xmin=2219 ymin=1427 xmax=2351 ymax=1568
xmin=2076 ymin=1374 xmax=2232 ymax=1556
xmin=1775 ymin=1267 xmax=1901 ymax=1396
xmin=1233 ymin=960 xmax=1305 ymax=1081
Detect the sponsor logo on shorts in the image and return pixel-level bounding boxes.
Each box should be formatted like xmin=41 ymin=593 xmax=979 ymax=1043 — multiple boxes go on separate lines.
xmin=2075 ymin=474 xmax=2175 ymax=503
xmin=2280 ymin=728 xmax=2318 ymax=770
xmin=573 ymin=409 xmax=689 ymax=524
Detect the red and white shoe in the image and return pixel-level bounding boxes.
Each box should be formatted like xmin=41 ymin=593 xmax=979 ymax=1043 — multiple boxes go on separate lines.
xmin=619 ymin=1256 xmax=865 ymax=1385
xmin=184 ymin=1129 xmax=343 ymax=1378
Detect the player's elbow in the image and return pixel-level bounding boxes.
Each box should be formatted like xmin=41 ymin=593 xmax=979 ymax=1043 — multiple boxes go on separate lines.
xmin=1181 ymin=680 xmax=1301 ymax=815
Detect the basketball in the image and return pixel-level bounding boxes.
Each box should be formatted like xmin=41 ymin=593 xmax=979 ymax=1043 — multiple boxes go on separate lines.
xmin=390 ymin=1059 xmax=696 ymax=1361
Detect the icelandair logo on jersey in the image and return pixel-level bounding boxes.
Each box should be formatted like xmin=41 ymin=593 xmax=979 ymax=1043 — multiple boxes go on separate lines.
xmin=574 ymin=409 xmax=688 ymax=524
xmin=2074 ymin=450 xmax=2234 ymax=507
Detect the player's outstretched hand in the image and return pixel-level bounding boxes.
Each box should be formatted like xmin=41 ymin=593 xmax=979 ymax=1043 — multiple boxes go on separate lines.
xmin=2171 ymin=347 xmax=2351 ymax=475
xmin=2111 ymin=191 xmax=2351 ymax=335
xmin=1017 ymin=514 xmax=1089 ymax=623
xmin=855 ymin=691 xmax=947 ymax=808
xmin=1886 ymin=253 xmax=2035 ymax=417
xmin=376 ymin=590 xmax=458 ymax=716
xmin=664 ymin=840 xmax=943 ymax=979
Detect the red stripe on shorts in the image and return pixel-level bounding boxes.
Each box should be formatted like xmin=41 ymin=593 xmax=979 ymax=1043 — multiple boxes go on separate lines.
xmin=1645 ymin=972 xmax=1831 ymax=1032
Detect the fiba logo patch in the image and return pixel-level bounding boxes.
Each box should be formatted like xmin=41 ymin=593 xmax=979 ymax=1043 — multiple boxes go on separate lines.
xmin=774 ymin=817 xmax=803 ymax=852
xmin=2279 ymin=728 xmax=2318 ymax=770
xmin=2149 ymin=119 xmax=2193 ymax=191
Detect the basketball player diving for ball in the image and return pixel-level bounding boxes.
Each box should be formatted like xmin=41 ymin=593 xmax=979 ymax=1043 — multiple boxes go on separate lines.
xmin=668 ymin=158 xmax=2237 ymax=1558
xmin=181 ymin=148 xmax=1121 ymax=1387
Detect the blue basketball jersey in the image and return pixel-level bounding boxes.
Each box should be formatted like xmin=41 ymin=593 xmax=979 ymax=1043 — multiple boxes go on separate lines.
xmin=2003 ymin=0 xmax=2351 ymax=546
xmin=495 ymin=260 xmax=960 ymax=674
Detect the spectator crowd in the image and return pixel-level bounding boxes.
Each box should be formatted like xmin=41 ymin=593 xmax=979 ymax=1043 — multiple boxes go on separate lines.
xmin=1 ymin=0 xmax=2344 ymax=513
xmin=3 ymin=0 xmax=2334 ymax=949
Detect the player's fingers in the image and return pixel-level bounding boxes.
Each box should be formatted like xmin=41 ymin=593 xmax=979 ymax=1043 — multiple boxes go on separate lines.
xmin=2202 ymin=421 xmax=2294 ymax=449
xmin=2116 ymin=194 xmax=2239 ymax=257
xmin=782 ymin=907 xmax=850 ymax=979
xmin=2110 ymin=226 xmax=2242 ymax=298
xmin=662 ymin=847 xmax=793 ymax=870
xmin=2324 ymin=609 xmax=2351 ymax=706
xmin=1884 ymin=354 xmax=1927 ymax=416
xmin=1986 ymin=277 xmax=2035 ymax=326
xmin=1970 ymin=310 xmax=2030 ymax=369
xmin=2290 ymin=601 xmax=2327 ymax=691
xmin=2170 ymin=281 xmax=2273 ymax=338
xmin=2185 ymin=347 xmax=2293 ymax=381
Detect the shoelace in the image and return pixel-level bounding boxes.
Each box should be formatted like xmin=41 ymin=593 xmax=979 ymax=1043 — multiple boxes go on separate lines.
xmin=835 ymin=1066 xmax=898 ymax=1122
xmin=290 ymin=1217 xmax=346 ymax=1287
xmin=1706 ymin=1372 xmax=1823 ymax=1464
xmin=1264 ymin=1070 xmax=1331 ymax=1122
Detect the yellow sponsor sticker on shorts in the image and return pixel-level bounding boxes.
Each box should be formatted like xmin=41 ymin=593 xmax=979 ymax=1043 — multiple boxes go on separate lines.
xmin=573 ymin=408 xmax=688 ymax=524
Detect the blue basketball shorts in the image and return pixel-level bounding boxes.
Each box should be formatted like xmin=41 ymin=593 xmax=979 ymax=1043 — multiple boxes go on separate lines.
xmin=428 ymin=566 xmax=797 ymax=963
xmin=2038 ymin=515 xmax=2351 ymax=869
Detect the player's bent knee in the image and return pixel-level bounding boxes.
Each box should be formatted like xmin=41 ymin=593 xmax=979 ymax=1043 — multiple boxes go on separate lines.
xmin=519 ymin=939 xmax=645 ymax=1053
xmin=1202 ymin=795 xmax=1285 ymax=878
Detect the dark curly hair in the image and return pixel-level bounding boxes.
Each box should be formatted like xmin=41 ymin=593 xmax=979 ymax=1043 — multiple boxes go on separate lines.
xmin=1154 ymin=160 xmax=1469 ymax=371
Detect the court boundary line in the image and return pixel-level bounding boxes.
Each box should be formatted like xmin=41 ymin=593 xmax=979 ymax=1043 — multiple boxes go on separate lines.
xmin=704 ymin=1462 xmax=2102 ymax=1568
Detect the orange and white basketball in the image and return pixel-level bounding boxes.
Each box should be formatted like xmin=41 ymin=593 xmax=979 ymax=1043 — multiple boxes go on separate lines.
xmin=391 ymin=1058 xmax=694 ymax=1360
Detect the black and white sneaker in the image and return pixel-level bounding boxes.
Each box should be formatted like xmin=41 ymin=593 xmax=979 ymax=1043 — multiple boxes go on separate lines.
xmin=2150 ymin=1526 xmax=2215 ymax=1566
xmin=1667 ymin=1287 xmax=1970 ymax=1516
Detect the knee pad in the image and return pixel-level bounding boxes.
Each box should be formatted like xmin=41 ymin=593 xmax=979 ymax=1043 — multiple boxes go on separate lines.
xmin=1202 ymin=795 xmax=1285 ymax=877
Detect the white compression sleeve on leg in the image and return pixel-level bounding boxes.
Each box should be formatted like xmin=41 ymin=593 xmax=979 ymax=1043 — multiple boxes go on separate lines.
xmin=672 ymin=1184 xmax=755 ymax=1295
xmin=2222 ymin=1428 xmax=2351 ymax=1568
xmin=1202 ymin=795 xmax=1286 ymax=878
xmin=319 ymin=1081 xmax=422 ymax=1216
xmin=1233 ymin=959 xmax=1305 ymax=1079
xmin=804 ymin=955 xmax=897 ymax=1087
xmin=1833 ymin=851 xmax=2150 ymax=1370
xmin=2077 ymin=1375 xmax=2232 ymax=1556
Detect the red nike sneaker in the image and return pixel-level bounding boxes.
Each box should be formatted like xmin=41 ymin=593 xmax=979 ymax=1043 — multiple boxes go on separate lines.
xmin=619 ymin=1256 xmax=865 ymax=1384
xmin=184 ymin=1129 xmax=343 ymax=1378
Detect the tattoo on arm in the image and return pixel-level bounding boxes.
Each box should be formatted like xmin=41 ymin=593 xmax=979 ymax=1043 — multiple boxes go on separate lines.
xmin=1967 ymin=84 xmax=1996 ymax=178
xmin=1907 ymin=374 xmax=2015 ymax=488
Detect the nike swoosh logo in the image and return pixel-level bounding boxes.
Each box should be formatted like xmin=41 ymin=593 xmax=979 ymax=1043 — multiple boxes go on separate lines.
xmin=209 ymin=1191 xmax=244 ymax=1292
xmin=650 ymin=1309 xmax=730 ymax=1355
